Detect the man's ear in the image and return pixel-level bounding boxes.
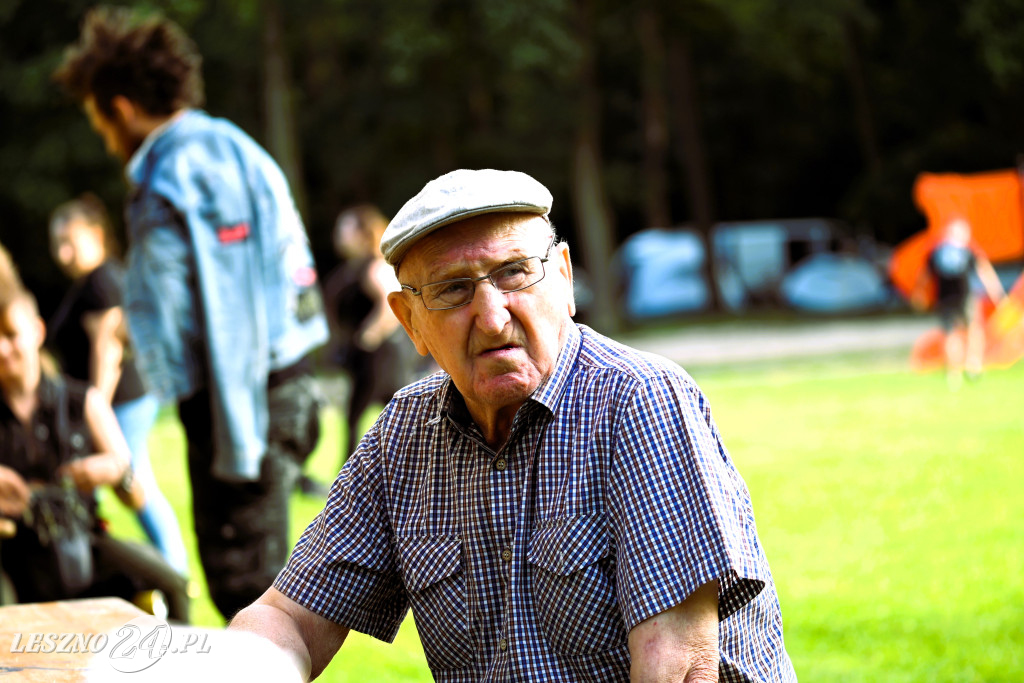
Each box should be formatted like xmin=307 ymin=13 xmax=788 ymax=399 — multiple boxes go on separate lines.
xmin=388 ymin=291 xmax=430 ymax=356
xmin=555 ymin=242 xmax=576 ymax=318
xmin=110 ymin=95 xmax=137 ymax=127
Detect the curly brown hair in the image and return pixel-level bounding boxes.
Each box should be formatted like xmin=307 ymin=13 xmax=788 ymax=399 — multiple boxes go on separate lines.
xmin=53 ymin=5 xmax=204 ymax=118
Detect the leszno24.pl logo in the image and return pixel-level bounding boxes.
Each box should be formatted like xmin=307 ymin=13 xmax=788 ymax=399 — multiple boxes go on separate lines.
xmin=11 ymin=614 xmax=211 ymax=675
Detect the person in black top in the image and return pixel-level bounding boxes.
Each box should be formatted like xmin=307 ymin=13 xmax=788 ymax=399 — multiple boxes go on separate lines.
xmin=323 ymin=205 xmax=432 ymax=469
xmin=0 ymin=282 xmax=188 ymax=620
xmin=48 ymin=194 xmax=188 ymax=575
xmin=914 ymin=217 xmax=1005 ymax=388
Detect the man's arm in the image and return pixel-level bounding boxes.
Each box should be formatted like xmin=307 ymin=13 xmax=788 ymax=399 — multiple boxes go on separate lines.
xmin=229 ymin=587 xmax=350 ymax=681
xmin=628 ymin=579 xmax=720 ymax=683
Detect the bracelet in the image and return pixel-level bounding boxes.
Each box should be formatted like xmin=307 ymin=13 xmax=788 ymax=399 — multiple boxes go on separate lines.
xmin=116 ymin=465 xmax=134 ymax=495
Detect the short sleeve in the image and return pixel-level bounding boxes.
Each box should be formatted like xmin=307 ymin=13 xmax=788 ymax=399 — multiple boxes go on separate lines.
xmin=80 ymin=263 xmax=124 ymax=312
xmin=608 ymin=372 xmax=769 ymax=629
xmin=274 ymin=422 xmax=409 ymax=642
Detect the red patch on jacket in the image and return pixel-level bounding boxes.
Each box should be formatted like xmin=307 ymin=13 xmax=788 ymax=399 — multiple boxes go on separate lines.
xmin=293 ymin=266 xmax=318 ymax=287
xmin=218 ymin=222 xmax=250 ymax=243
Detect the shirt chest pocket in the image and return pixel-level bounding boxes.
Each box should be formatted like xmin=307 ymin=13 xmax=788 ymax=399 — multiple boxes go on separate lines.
xmin=397 ymin=535 xmax=475 ymax=672
xmin=527 ymin=514 xmax=627 ymax=655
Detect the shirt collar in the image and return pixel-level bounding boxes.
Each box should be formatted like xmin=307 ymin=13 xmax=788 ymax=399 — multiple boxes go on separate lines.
xmin=528 ymin=322 xmax=581 ymax=414
xmin=125 ymin=110 xmax=190 ymax=186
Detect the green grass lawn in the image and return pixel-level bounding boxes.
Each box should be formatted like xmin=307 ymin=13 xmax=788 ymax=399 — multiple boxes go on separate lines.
xmin=101 ymin=357 xmax=1024 ymax=681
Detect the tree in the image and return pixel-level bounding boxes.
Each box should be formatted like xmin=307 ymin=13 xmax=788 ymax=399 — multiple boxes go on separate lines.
xmin=8 ymin=0 xmax=1024 ymax=321
xmin=636 ymin=3 xmax=672 ymax=231
xmin=570 ymin=0 xmax=620 ymax=333
xmin=667 ymin=29 xmax=722 ymax=311
xmin=262 ymin=0 xmax=306 ymax=216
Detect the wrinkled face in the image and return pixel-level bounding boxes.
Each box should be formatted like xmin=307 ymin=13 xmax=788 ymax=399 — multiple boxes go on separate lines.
xmin=50 ymin=218 xmax=104 ymax=278
xmin=389 ymin=214 xmax=576 ymax=421
xmin=84 ymin=97 xmax=139 ymax=164
xmin=0 ymin=299 xmax=43 ymax=387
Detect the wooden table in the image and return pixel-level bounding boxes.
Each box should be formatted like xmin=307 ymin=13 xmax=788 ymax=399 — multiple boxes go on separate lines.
xmin=0 ymin=597 xmax=145 ymax=682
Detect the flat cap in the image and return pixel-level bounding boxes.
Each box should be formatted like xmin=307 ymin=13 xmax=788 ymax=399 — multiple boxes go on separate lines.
xmin=381 ymin=169 xmax=552 ymax=265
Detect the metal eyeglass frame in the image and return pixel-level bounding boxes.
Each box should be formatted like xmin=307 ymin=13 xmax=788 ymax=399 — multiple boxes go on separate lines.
xmin=401 ymin=234 xmax=557 ymax=310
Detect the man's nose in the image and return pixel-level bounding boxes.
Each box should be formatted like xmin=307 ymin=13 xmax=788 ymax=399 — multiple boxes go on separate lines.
xmin=471 ymin=279 xmax=511 ymax=332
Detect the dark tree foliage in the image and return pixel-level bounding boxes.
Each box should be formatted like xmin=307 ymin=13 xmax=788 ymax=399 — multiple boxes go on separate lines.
xmin=4 ymin=0 xmax=1024 ymax=316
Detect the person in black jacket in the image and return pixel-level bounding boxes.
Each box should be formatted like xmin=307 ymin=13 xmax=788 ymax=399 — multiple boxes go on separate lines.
xmin=0 ymin=279 xmax=188 ymax=621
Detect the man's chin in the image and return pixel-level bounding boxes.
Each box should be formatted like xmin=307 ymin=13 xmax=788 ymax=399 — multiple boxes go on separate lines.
xmin=473 ymin=371 xmax=540 ymax=406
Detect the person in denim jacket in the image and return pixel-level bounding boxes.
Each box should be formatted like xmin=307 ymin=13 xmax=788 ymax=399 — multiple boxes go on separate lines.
xmin=230 ymin=169 xmax=795 ymax=682
xmin=55 ymin=6 xmax=328 ymax=619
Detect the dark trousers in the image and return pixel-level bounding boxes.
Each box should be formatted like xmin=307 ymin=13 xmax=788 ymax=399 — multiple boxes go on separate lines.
xmin=178 ymin=373 xmax=320 ymax=620
xmin=87 ymin=535 xmax=191 ymax=622
xmin=1 ymin=534 xmax=190 ymax=623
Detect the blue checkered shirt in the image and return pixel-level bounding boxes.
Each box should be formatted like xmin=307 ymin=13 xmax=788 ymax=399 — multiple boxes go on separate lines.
xmin=275 ymin=324 xmax=796 ymax=681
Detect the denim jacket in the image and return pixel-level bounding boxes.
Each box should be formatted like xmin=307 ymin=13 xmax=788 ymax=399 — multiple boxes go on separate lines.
xmin=124 ymin=110 xmax=328 ymax=481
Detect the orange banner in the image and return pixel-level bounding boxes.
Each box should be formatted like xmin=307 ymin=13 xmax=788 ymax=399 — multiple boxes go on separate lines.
xmin=913 ymin=170 xmax=1024 ymax=262
xmin=891 ymin=169 xmax=1024 ymax=301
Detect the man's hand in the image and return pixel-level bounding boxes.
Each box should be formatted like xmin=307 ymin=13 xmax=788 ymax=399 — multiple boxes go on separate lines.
xmin=628 ymin=580 xmax=720 ymax=682
xmin=0 ymin=465 xmax=30 ymax=517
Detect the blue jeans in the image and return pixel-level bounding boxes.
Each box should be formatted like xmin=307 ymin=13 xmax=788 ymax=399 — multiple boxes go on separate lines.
xmin=114 ymin=394 xmax=189 ymax=576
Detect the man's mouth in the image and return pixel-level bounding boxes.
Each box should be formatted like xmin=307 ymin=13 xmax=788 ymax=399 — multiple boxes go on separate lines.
xmin=481 ymin=342 xmax=519 ymax=355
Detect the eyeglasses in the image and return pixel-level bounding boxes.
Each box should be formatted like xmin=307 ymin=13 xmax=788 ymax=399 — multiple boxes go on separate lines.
xmin=402 ymin=235 xmax=556 ymax=310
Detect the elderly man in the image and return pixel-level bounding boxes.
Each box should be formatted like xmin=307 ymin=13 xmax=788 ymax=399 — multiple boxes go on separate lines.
xmin=231 ymin=169 xmax=796 ymax=682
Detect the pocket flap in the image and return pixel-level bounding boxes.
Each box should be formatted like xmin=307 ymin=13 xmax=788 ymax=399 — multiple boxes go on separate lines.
xmin=397 ymin=535 xmax=462 ymax=592
xmin=528 ymin=514 xmax=610 ymax=576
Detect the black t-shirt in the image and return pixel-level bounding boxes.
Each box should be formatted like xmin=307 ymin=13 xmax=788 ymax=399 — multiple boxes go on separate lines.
xmin=324 ymin=257 xmax=375 ymax=332
xmin=48 ymin=260 xmax=147 ymax=405
xmin=927 ymin=241 xmax=976 ymax=306
xmin=323 ymin=257 xmax=376 ymax=366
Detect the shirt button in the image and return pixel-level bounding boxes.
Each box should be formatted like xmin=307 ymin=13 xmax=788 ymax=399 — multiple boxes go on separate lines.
xmin=501 ymin=548 xmax=512 ymax=562
xmin=498 ymin=638 xmax=508 ymax=652
xmin=494 ymin=458 xmax=507 ymax=471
